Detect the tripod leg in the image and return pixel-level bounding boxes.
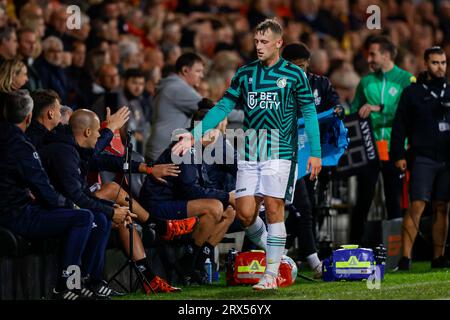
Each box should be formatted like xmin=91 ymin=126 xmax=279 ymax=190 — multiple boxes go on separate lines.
xmin=131 ymin=263 xmax=156 ymax=294
xmin=107 ymin=261 xmax=131 ymax=293
xmin=126 ymin=223 xmax=156 ymax=294
xmin=129 ymin=223 xmax=133 ymax=293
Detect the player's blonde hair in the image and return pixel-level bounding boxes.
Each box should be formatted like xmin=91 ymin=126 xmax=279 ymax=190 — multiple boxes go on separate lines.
xmin=255 ymin=19 xmax=283 ymax=36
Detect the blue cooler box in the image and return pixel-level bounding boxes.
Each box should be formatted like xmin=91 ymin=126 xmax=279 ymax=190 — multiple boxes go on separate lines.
xmin=322 ymin=245 xmax=385 ymax=282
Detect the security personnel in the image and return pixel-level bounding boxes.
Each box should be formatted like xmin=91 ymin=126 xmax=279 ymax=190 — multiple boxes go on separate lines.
xmin=391 ymin=46 xmax=450 ymax=270
xmin=0 ymin=91 xmax=94 ymax=300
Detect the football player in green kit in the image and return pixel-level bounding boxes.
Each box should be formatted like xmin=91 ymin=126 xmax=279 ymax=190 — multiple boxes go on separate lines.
xmin=173 ymin=19 xmax=321 ymax=290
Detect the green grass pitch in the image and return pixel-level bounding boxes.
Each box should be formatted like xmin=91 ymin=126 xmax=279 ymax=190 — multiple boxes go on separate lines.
xmin=116 ymin=262 xmax=450 ymax=300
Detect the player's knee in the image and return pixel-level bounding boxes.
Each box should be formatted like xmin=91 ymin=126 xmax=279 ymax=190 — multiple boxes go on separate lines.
xmin=434 ymin=201 xmax=447 ymax=214
xmin=238 ymin=213 xmax=256 ymax=228
xmin=104 ymin=182 xmax=121 ymax=196
xmin=224 ymin=207 xmax=236 ymax=221
xmin=95 ymin=212 xmax=111 ymax=230
xmin=264 ymin=208 xmax=281 ymax=221
xmin=206 ymin=200 xmax=223 ymax=223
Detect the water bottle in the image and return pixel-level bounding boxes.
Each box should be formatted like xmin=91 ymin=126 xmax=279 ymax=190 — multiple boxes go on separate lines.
xmin=226 ymin=248 xmax=237 ymax=285
xmin=373 ymin=244 xmax=386 ymax=280
xmin=204 ymin=258 xmax=213 ymax=284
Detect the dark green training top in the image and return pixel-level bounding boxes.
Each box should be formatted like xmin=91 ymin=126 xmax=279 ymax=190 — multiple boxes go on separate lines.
xmin=192 ymin=57 xmax=321 ymax=162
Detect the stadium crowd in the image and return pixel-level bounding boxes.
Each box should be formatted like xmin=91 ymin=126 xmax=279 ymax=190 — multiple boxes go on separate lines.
xmin=1 ymin=0 xmax=450 ymax=299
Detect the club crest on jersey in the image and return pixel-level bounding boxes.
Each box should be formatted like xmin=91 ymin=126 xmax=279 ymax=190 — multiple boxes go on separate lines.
xmin=389 ymin=87 xmax=398 ymax=96
xmin=276 ymin=77 xmax=287 ymax=88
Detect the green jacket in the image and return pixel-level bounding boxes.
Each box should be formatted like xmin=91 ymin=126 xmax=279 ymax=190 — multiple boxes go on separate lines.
xmin=351 ymin=65 xmax=415 ymax=148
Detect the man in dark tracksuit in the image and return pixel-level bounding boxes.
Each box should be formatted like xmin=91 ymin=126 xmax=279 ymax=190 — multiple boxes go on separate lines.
xmin=38 ymin=122 xmax=119 ymax=297
xmin=140 ymin=129 xmax=236 ymax=284
xmin=391 ymin=47 xmax=450 ymax=270
xmin=25 ymin=90 xmax=63 ymax=151
xmin=282 ymin=43 xmax=344 ymax=278
xmin=39 ymin=109 xmax=183 ymax=294
xmin=0 ymin=92 xmax=94 ymax=300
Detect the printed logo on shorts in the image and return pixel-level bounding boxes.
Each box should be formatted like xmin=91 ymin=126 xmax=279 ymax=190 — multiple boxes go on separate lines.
xmin=236 ymin=188 xmax=247 ymax=193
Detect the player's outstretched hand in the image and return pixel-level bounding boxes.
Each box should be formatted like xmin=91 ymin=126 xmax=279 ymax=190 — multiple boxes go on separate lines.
xmin=172 ymin=132 xmax=194 ymax=156
xmin=151 ymin=164 xmax=180 ymax=184
xmin=106 ymin=106 xmax=130 ymax=131
xmin=307 ymin=156 xmax=322 ymax=181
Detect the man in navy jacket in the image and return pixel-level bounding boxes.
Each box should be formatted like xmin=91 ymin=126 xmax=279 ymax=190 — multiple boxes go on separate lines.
xmin=39 ymin=109 xmax=190 ymax=294
xmin=0 ymin=91 xmax=95 ymax=300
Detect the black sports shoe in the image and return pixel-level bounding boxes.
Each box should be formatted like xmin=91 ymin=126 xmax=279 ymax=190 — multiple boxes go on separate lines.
xmin=395 ymin=256 xmax=411 ymax=271
xmin=184 ymin=269 xmax=208 ymax=286
xmin=52 ymin=288 xmax=95 ymax=301
xmin=431 ymin=256 xmax=450 ymax=268
xmin=87 ymin=280 xmax=126 ymax=298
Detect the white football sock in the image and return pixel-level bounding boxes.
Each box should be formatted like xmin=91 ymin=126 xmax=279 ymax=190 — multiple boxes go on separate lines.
xmin=245 ymin=216 xmax=267 ymax=251
xmin=306 ymin=253 xmax=321 ymax=271
xmin=265 ymin=222 xmax=287 ymax=277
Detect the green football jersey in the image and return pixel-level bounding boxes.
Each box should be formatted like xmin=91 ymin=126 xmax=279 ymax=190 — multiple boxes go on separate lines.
xmin=193 ymin=57 xmax=321 ymax=162
xmin=351 ymin=64 xmax=415 ymax=148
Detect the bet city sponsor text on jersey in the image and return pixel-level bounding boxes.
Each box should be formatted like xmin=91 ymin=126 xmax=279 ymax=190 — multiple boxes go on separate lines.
xmin=247 ymin=92 xmax=281 ymax=110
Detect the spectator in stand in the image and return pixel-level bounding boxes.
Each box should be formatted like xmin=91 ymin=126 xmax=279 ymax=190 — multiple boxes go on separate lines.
xmin=66 ymin=41 xmax=91 ymax=109
xmin=118 ymin=68 xmax=150 ymax=154
xmin=145 ymin=52 xmax=204 ymax=162
xmin=90 ymin=64 xmax=121 ymax=121
xmin=45 ymin=6 xmax=74 ymax=51
xmin=60 ymin=105 xmax=73 ymax=125
xmin=0 ymin=26 xmax=18 ymax=63
xmin=17 ymin=28 xmax=42 ymax=92
xmin=34 ymin=36 xmax=69 ymax=104
xmin=0 ymin=58 xmax=28 ymax=93
xmin=118 ymin=38 xmax=142 ymax=74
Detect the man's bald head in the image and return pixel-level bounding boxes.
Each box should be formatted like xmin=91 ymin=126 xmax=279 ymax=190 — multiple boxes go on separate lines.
xmin=70 ymin=109 xmax=101 ymax=148
xmin=70 ymin=109 xmax=98 ymax=132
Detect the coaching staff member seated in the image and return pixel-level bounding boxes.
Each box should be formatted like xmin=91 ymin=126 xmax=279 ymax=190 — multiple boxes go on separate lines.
xmin=25 ymin=89 xmax=62 ymax=151
xmin=391 ymin=46 xmax=450 ymax=270
xmin=139 ymin=113 xmax=236 ymax=284
xmin=0 ymin=91 xmax=95 ymax=300
xmin=39 ymin=108 xmax=186 ymax=294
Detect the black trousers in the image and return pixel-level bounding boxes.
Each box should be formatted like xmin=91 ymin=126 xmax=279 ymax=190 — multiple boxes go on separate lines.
xmin=350 ymin=160 xmax=403 ymax=244
xmin=286 ymin=177 xmax=318 ymax=260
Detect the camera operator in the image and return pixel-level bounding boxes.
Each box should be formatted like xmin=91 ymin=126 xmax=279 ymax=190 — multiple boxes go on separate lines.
xmin=391 ymin=46 xmax=450 ymax=270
